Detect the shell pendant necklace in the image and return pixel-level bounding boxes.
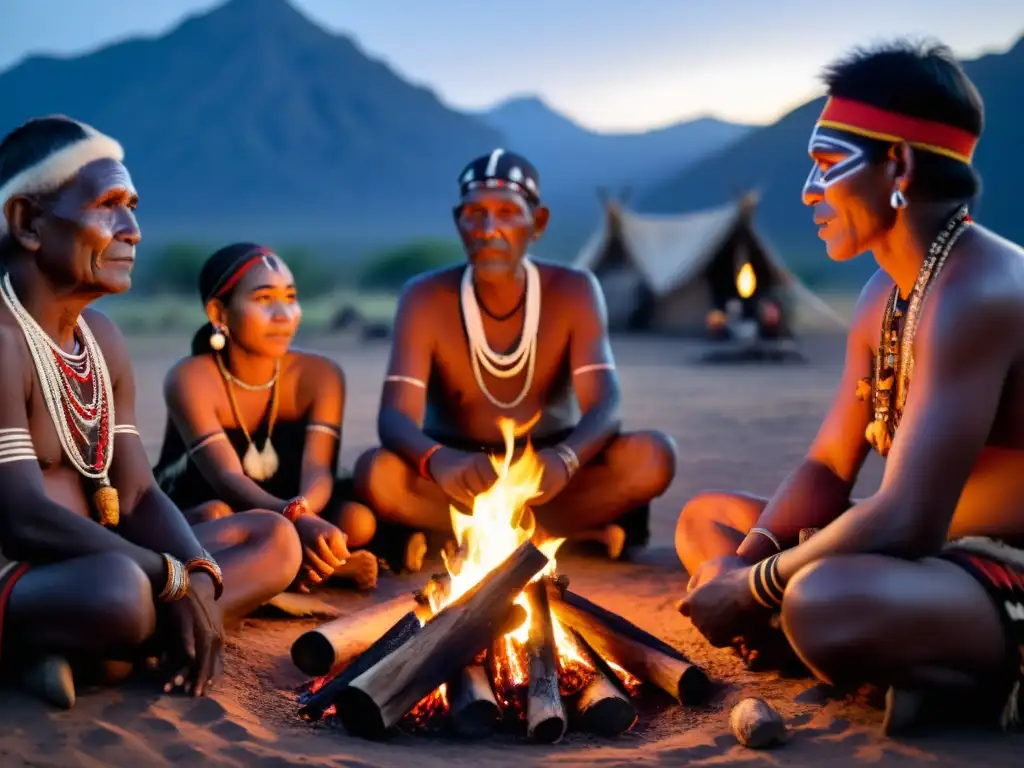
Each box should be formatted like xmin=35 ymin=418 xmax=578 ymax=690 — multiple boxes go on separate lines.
xmin=216 ymin=354 xmax=281 ymax=481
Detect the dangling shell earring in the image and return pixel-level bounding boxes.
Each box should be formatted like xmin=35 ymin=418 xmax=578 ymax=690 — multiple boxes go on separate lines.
xmin=209 ymin=325 xmax=227 ymax=351
xmin=890 ymin=189 xmax=908 ymax=210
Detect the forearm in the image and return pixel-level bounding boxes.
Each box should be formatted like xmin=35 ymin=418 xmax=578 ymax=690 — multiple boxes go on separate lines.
xmin=299 ymin=467 xmax=335 ymax=516
xmin=118 ymin=484 xmax=208 ymax=563
xmin=204 ymin=470 xmax=288 ymax=514
xmin=776 ymin=492 xmax=928 ymax=582
xmin=3 ymin=501 xmax=165 ymax=585
xmin=559 ymin=399 xmax=621 ymax=466
xmin=735 ymin=459 xmax=852 ymax=563
xmin=378 ymin=408 xmax=438 ymax=468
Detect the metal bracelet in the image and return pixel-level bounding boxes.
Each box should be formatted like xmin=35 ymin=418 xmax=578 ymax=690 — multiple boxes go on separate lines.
xmin=554 ymin=443 xmax=580 ymax=478
xmin=185 ymin=549 xmax=224 ymax=600
xmin=158 ymin=553 xmax=190 ymax=602
xmin=748 ymin=527 xmax=782 ymax=552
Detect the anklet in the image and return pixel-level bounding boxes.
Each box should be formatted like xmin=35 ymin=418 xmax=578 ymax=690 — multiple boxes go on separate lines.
xmin=158 ymin=554 xmax=190 ymax=602
xmin=185 ymin=549 xmax=224 ymax=600
xmin=748 ymin=553 xmax=785 ymax=609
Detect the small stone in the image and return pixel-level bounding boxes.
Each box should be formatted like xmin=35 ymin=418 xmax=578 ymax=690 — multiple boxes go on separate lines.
xmin=730 ymin=697 xmax=786 ymax=749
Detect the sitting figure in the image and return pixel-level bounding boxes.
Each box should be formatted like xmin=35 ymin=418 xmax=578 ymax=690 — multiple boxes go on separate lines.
xmin=0 ymin=116 xmax=301 ymax=707
xmin=677 ymin=41 xmax=1024 ymax=733
xmin=355 ymin=149 xmax=677 ymax=571
xmin=155 ymin=244 xmax=378 ymax=591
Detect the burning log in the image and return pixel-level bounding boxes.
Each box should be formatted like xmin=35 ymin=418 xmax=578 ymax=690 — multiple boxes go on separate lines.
xmin=547 ymin=582 xmax=713 ymax=705
xmin=335 ymin=541 xmax=548 ymax=740
xmin=291 ymin=594 xmax=429 ymax=677
xmin=524 ymin=580 xmax=567 ymax=744
xmin=571 ymin=629 xmax=637 ymax=737
xmin=298 ymin=608 xmax=425 ymax=721
xmin=448 ymin=662 xmax=499 ymax=738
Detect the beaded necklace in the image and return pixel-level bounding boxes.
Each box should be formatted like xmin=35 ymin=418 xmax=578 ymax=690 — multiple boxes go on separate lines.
xmin=858 ymin=206 xmax=972 ymax=456
xmin=0 ymin=272 xmax=119 ymax=526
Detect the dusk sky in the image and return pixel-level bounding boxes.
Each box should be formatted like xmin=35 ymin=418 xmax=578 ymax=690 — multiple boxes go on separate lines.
xmin=1 ymin=0 xmax=1020 ymax=131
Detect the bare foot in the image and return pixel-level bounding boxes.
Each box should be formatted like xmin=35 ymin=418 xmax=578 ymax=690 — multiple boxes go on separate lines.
xmin=405 ymin=532 xmax=428 ymax=573
xmin=21 ymin=655 xmax=75 ymax=709
xmin=331 ymin=550 xmax=379 ymax=590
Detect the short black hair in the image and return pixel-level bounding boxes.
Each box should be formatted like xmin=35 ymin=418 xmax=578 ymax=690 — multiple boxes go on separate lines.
xmin=0 ymin=115 xmax=90 ymax=189
xmin=822 ymin=39 xmax=983 ymax=200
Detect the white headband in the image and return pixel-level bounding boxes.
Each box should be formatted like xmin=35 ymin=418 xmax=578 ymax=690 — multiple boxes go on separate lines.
xmin=0 ymin=122 xmax=124 ymax=237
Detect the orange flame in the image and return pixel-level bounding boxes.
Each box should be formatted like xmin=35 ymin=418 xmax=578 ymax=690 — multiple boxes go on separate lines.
xmin=736 ymin=263 xmax=756 ymax=299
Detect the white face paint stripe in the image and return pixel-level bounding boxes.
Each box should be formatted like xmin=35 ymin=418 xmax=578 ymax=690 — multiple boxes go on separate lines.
xmin=484 ymin=149 xmax=505 ymax=177
xmin=803 ymin=127 xmax=868 ymax=196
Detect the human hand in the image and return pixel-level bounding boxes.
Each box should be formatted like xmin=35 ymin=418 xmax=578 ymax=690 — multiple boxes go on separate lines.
xmin=687 ymin=554 xmax=750 ymax=592
xmin=294 ymin=514 xmax=351 ymax=592
xmin=162 ymin=576 xmax=224 ymax=697
xmin=428 ymin=447 xmax=498 ymax=508
xmin=531 ymin=448 xmax=572 ymax=506
xmin=677 ymin=566 xmax=768 ymax=648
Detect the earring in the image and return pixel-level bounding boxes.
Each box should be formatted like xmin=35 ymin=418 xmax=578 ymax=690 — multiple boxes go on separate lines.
xmin=890 ymin=189 xmax=907 ymax=210
xmin=209 ymin=326 xmax=226 ymax=351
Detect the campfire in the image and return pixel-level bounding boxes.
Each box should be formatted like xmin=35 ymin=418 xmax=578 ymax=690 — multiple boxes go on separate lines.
xmin=293 ymin=418 xmax=712 ymax=742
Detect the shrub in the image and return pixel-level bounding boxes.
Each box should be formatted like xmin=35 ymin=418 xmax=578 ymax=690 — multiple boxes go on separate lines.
xmin=357 ymin=239 xmax=463 ymax=291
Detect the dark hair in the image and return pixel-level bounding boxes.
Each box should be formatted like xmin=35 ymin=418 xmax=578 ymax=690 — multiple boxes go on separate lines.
xmin=821 ymin=38 xmax=984 ymax=200
xmin=0 ymin=115 xmax=91 ymax=189
xmin=190 ymin=241 xmax=269 ymax=355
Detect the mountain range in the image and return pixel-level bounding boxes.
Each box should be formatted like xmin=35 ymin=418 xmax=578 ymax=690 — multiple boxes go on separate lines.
xmin=0 ymin=0 xmax=749 ymax=255
xmin=0 ymin=0 xmax=1018 ymax=285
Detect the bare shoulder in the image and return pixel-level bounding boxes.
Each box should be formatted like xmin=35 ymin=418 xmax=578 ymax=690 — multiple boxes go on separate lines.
xmin=81 ymin=308 xmax=132 ymax=373
xmin=535 ymin=260 xmax=602 ymax=304
xmin=398 ymin=265 xmax=463 ymax=310
xmin=289 ymin=349 xmax=345 ymax=393
xmin=163 ymin=353 xmax=218 ymax=405
xmin=924 ymin=226 xmax=1024 ymax=345
xmin=0 ymin=318 xmax=30 ymax=391
xmin=849 ymin=268 xmax=895 ymax=346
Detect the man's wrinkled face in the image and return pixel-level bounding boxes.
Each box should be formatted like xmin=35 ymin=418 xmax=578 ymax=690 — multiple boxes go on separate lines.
xmin=801 ymin=126 xmax=891 ymax=262
xmin=454 ymin=188 xmax=542 ymax=281
xmin=37 ymin=157 xmax=140 ymax=294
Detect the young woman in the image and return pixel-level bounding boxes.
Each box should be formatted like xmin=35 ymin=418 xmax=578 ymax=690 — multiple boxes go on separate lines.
xmin=155 ymin=243 xmax=378 ymax=590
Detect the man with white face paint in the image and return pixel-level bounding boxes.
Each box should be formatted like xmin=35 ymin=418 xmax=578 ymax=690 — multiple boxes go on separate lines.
xmin=675 ymin=40 xmax=1024 ymax=734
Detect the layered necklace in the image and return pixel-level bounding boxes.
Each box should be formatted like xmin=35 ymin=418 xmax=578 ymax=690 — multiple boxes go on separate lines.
xmin=0 ymin=272 xmax=119 ymax=526
xmin=215 ymin=353 xmax=281 ymax=481
xmin=460 ymin=258 xmax=541 ymax=409
xmin=858 ymin=206 xmax=972 ymax=457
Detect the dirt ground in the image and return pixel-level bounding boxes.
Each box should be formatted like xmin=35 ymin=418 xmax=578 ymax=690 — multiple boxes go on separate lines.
xmin=1 ymin=333 xmax=1021 ymax=767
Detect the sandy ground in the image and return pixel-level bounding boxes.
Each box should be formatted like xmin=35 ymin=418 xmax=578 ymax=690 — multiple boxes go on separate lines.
xmin=1 ymin=333 xmax=1021 ymax=767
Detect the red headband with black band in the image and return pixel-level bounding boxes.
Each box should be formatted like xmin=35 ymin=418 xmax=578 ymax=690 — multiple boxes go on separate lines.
xmin=207 ymin=247 xmax=271 ymax=301
xmin=817 ymin=97 xmax=978 ymax=164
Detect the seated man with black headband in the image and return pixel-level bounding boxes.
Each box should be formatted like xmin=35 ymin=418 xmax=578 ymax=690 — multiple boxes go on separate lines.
xmin=355 ymin=149 xmax=677 ymax=571
xmin=675 ymin=40 xmax=1024 ymax=734
xmin=0 ymin=115 xmax=301 ymax=708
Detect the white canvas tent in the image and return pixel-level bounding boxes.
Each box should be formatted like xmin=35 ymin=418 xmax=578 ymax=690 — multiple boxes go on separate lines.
xmin=574 ymin=193 xmax=844 ymax=335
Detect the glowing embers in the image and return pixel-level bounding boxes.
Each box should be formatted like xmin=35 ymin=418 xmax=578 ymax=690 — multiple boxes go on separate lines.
xmin=294 ymin=418 xmax=712 ymax=742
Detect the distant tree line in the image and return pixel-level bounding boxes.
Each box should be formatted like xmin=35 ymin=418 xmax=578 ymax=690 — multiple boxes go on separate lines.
xmin=134 ymin=238 xmax=464 ymax=297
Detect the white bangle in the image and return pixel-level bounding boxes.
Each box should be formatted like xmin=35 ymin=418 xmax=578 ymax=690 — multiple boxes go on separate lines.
xmin=749 ymin=527 xmax=781 ymax=552
xmin=554 ymin=443 xmax=580 ymax=478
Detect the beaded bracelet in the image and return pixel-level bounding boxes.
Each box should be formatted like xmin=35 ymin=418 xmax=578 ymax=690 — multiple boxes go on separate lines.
xmin=553 ymin=443 xmax=580 ymax=478
xmin=186 ymin=549 xmax=224 ymax=600
xmin=418 ymin=444 xmax=442 ymax=480
xmin=748 ymin=553 xmax=786 ymax=610
xmin=283 ymin=496 xmax=309 ymax=522
xmin=158 ymin=554 xmax=190 ymax=602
